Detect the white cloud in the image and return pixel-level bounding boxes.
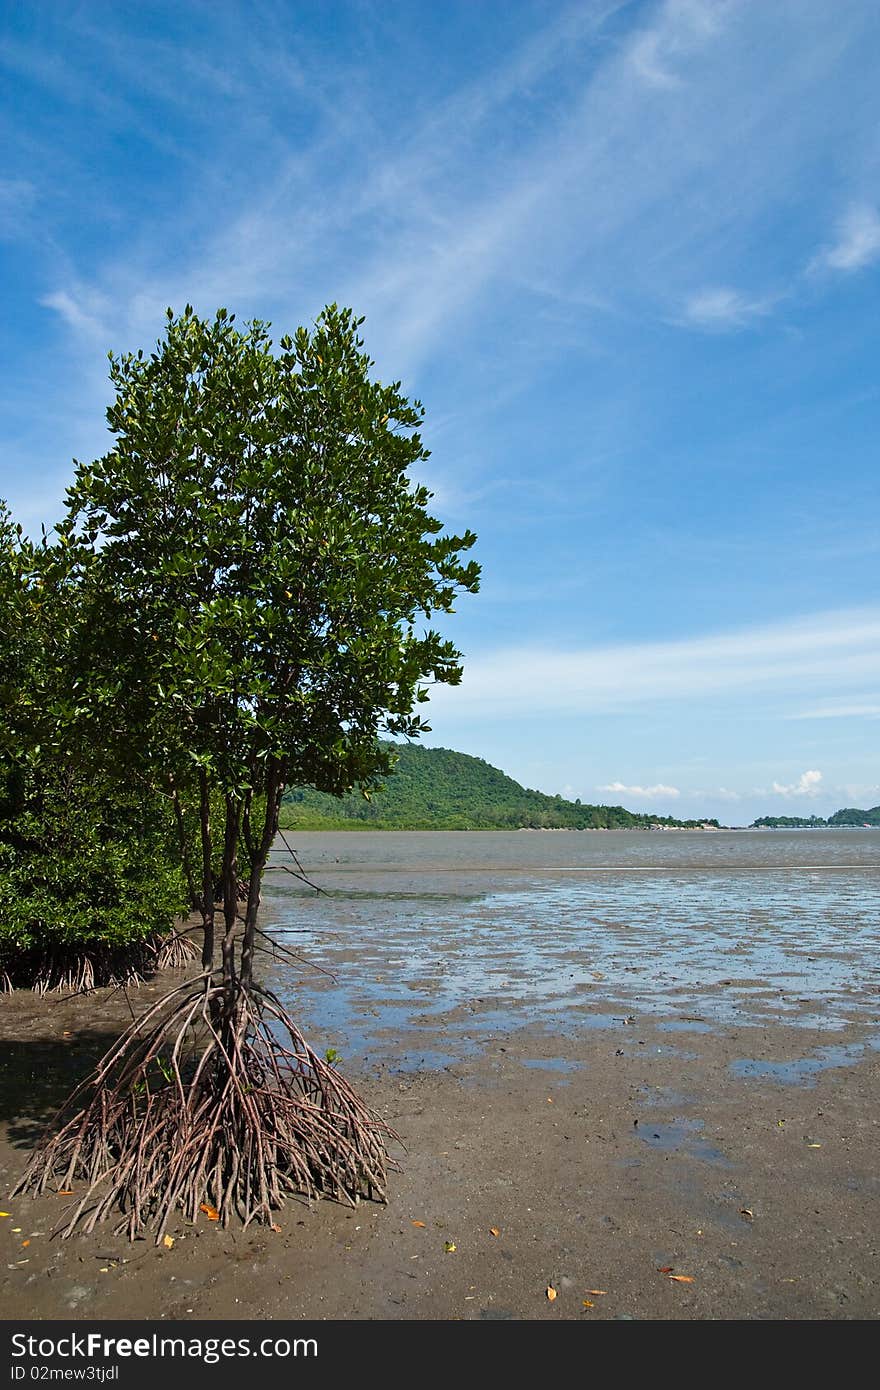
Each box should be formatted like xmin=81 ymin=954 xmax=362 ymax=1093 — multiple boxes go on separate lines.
xmin=627 ymin=0 xmax=726 ymax=90
xmin=40 ymin=288 xmax=112 ymax=341
xmin=771 ymin=769 xmax=823 ymax=798
xmin=681 ymin=286 xmax=772 ymax=331
xmin=788 ymin=701 xmax=880 ymax=720
xmin=599 ymin=780 xmax=681 ymax=798
xmin=628 ymin=31 xmax=683 ymax=91
xmin=22 ymin=1 xmax=637 ymax=378
xmin=6 ymin=0 xmax=880 ymax=538
xmin=683 ymin=204 xmax=880 ymax=334
xmin=815 ymin=204 xmax=880 ymax=273
xmin=430 ymin=607 xmax=880 ymax=720
xmin=25 ymin=0 xmax=829 ymax=378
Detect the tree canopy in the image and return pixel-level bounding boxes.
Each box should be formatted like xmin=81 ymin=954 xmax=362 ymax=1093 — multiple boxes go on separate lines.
xmin=64 ymin=302 xmax=479 ymax=979
xmin=68 ymin=303 xmax=478 ymax=795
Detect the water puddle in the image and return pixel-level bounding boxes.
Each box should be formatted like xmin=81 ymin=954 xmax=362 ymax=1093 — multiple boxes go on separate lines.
xmin=519 ymin=1057 xmax=582 ymax=1073
xmin=636 ymin=1116 xmax=729 ymax=1164
xmin=730 ymin=1036 xmax=880 ymax=1086
xmin=384 ymin=1049 xmax=463 ymax=1073
xmin=657 ymin=1019 xmax=715 ymax=1034
xmin=619 ymin=1045 xmax=699 ymax=1060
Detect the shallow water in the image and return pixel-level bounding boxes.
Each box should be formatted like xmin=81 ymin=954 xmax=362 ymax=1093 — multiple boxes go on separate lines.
xmin=260 ymin=830 xmax=880 ymax=1070
xmin=729 ymin=1037 xmax=880 ymax=1086
xmin=635 ymin=1116 xmax=729 ymax=1165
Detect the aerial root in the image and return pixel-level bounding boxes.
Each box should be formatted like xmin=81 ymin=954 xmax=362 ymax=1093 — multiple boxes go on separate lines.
xmin=14 ymin=978 xmax=399 ymax=1241
xmin=0 ymin=941 xmax=162 ymax=995
xmin=154 ymin=928 xmax=199 ymax=970
xmin=1 ymin=929 xmax=199 ymax=994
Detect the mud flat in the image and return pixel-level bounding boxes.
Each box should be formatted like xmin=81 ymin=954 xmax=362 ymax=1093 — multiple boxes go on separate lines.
xmin=2 ymin=830 xmax=879 ymax=1320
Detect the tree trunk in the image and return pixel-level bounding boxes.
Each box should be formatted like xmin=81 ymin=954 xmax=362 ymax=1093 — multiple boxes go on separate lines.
xmin=220 ymin=796 xmax=241 ymax=1026
xmin=169 ymin=778 xmax=198 ymax=911
xmin=239 ymin=762 xmax=283 ymax=989
xmin=198 ymin=769 xmax=214 ymax=971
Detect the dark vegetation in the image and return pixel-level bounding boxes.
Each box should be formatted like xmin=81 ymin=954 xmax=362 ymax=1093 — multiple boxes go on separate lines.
xmin=0 ymin=501 xmax=191 ymax=992
xmin=281 ymin=742 xmax=720 ymax=830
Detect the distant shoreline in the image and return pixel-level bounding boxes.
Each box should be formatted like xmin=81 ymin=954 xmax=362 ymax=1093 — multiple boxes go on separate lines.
xmin=277 ymin=821 xmax=879 ymax=833
xmin=281 ymin=743 xmax=879 ymax=835
xmin=278 ymin=816 xmax=724 ymax=833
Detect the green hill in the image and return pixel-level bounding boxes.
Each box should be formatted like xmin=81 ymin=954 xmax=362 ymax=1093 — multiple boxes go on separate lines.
xmin=279 ymin=743 xmax=719 ymax=831
xmin=827 ymin=806 xmax=880 ymax=826
xmin=752 ymin=807 xmax=880 ymax=828
xmin=751 ymin=815 xmax=828 ymax=828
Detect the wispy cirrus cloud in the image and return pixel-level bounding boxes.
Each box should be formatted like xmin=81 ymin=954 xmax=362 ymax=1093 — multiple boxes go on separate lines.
xmin=29 ymin=0 xmax=871 ymax=379
xmin=787 ymin=700 xmax=880 ymax=720
xmin=40 ymin=288 xmax=113 ymax=341
xmin=627 ymin=0 xmax=726 ymax=90
xmin=679 ymin=200 xmax=880 ymax=332
xmin=679 ymin=286 xmax=774 ymax=331
xmin=429 ymin=607 xmax=880 ymax=720
xmin=5 ymin=0 xmax=880 ymax=552
xmin=813 ymin=203 xmax=880 ymax=273
xmin=29 ymin=0 xmax=636 ymax=375
xmin=680 ymin=200 xmax=880 ymax=335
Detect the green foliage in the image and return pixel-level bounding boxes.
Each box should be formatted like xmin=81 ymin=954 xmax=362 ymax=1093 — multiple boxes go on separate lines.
xmin=62 ymin=304 xmax=480 ymax=985
xmin=0 ymin=503 xmax=41 ymax=767
xmin=66 ymin=304 xmax=478 ymax=801
xmin=280 ymin=743 xmax=720 ymax=830
xmin=752 ymin=808 xmax=880 ymax=828
xmin=0 ymin=503 xmax=187 ymax=983
xmin=751 ymin=815 xmax=828 ymax=828
xmin=1 ymin=304 xmax=480 ymax=988
xmin=825 ymin=806 xmax=880 ymax=826
xmin=0 ymin=763 xmax=185 ymax=956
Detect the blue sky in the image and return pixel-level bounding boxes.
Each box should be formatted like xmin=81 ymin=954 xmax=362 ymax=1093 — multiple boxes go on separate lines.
xmin=2 ymin=0 xmax=879 ymax=825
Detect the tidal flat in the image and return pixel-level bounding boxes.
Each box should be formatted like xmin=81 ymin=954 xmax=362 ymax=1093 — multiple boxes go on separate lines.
xmin=2 ymin=830 xmax=878 ymax=1320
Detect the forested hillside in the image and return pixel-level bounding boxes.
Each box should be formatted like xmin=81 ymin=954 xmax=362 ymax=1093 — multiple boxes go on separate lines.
xmin=279 ymin=743 xmax=719 ymax=830
xmin=752 ymin=807 xmax=880 ymax=828
xmin=827 ymin=806 xmax=880 ymax=826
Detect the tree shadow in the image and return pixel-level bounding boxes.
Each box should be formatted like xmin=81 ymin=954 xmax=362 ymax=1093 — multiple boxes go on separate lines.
xmin=0 ymin=1029 xmax=123 ymax=1151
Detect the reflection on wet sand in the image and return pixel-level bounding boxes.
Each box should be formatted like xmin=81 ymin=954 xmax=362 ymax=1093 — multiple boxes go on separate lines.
xmin=260 ymin=830 xmax=880 ymax=1077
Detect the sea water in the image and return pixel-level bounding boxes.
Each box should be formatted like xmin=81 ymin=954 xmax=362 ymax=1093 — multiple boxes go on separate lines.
xmin=259 ymin=830 xmax=880 ymax=1071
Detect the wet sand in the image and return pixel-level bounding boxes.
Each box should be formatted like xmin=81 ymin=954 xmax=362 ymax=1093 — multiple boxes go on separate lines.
xmin=2 ymin=974 xmax=878 ymax=1319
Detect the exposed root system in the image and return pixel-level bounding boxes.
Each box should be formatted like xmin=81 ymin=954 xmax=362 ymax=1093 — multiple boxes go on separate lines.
xmin=155 ymin=929 xmax=199 ymax=970
xmin=0 ymin=942 xmax=159 ymax=995
xmin=1 ymin=928 xmax=198 ymax=994
xmin=15 ymin=978 xmax=398 ymax=1241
